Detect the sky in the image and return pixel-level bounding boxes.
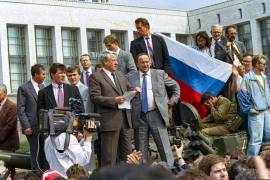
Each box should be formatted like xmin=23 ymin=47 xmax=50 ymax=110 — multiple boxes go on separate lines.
xmin=109 ymin=0 xmax=228 ymax=11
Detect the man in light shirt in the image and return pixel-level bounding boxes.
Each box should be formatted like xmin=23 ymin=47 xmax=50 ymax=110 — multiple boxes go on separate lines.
xmin=238 ymin=54 xmax=270 ymax=158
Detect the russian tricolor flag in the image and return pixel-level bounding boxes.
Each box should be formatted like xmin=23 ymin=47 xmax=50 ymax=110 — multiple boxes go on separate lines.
xmin=158 ymin=34 xmax=232 ymax=118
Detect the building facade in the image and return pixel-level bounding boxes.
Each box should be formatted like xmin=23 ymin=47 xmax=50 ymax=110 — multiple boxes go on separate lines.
xmin=0 ymin=0 xmax=270 ymax=93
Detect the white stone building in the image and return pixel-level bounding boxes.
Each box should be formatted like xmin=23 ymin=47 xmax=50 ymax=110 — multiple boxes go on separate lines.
xmin=0 ymin=0 xmax=269 ymax=93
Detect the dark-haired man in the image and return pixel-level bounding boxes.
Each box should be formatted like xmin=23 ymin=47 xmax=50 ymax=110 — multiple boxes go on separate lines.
xmin=225 ymin=25 xmax=246 ymax=66
xmin=130 ymin=17 xmax=170 ymax=72
xmin=37 ymin=63 xmax=84 ymax=113
xmin=17 ymin=64 xmax=46 ymax=170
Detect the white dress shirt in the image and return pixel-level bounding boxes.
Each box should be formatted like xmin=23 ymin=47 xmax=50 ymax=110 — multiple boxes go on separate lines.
xmin=31 ymin=79 xmax=40 ymax=95
xmin=44 ymin=133 xmax=92 ymax=178
xmin=140 ymin=70 xmax=156 ymax=111
xmin=144 ymin=35 xmax=154 ymax=58
xmin=210 ymin=38 xmax=220 ymax=58
xmin=103 ymin=68 xmax=116 ymax=86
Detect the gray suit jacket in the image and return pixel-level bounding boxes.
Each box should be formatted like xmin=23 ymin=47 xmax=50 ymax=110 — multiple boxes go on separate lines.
xmin=117 ymin=49 xmax=137 ymax=81
xmin=89 ymin=69 xmax=133 ymax=131
xmin=131 ymin=69 xmax=180 ymax=128
xmin=17 ymin=80 xmax=43 ymax=134
xmin=77 ymin=81 xmax=92 ymax=113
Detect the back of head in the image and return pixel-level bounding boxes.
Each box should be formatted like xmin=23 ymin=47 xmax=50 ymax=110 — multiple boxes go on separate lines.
xmin=66 ymin=164 xmax=89 ymax=179
xmin=198 ymin=154 xmax=224 ymax=176
xmin=228 ymin=160 xmax=248 ymax=180
xmin=235 ymin=168 xmax=256 ymax=180
xmin=177 ymin=168 xmax=208 ymax=180
xmin=89 ymin=164 xmax=145 ymax=180
xmin=127 ymin=165 xmax=176 ymax=180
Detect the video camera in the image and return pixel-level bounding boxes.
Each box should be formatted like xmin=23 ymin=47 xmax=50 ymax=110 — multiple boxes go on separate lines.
xmin=38 ymin=98 xmax=101 ymax=135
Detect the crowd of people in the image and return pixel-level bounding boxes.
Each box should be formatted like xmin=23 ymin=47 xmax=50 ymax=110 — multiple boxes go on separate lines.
xmin=0 ymin=17 xmax=270 ymax=180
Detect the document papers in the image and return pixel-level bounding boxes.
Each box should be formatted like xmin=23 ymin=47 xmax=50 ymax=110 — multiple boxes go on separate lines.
xmin=118 ymin=91 xmax=136 ymax=109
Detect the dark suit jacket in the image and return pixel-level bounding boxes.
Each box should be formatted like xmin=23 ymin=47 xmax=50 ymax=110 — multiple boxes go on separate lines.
xmin=0 ymin=98 xmax=19 ymax=151
xmin=130 ymin=34 xmax=170 ymax=72
xmin=37 ymin=83 xmax=84 ymax=113
xmin=17 ymin=80 xmax=42 ymax=135
xmin=89 ymin=69 xmax=132 ymax=132
xmin=210 ymin=37 xmax=232 ymax=64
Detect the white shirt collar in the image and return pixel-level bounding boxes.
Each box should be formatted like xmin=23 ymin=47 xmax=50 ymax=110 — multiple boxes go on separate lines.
xmin=103 ymin=68 xmax=113 ymax=76
xmin=139 ymin=69 xmax=151 ymax=77
xmin=31 ymin=78 xmax=39 ymax=87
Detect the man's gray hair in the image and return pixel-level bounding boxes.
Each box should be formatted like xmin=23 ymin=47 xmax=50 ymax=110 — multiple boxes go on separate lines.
xmin=0 ymin=84 xmax=7 ymax=94
xmin=211 ymin=24 xmax=223 ymax=31
xmin=99 ymin=51 xmax=117 ymax=65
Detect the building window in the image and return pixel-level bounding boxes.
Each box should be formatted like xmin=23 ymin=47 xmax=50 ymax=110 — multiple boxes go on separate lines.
xmin=217 ymin=14 xmax=221 ymax=24
xmin=176 ymin=34 xmax=188 ymax=45
xmin=62 ymin=29 xmax=78 ymax=67
xmin=35 ymin=27 xmax=53 ymax=83
xmin=87 ymin=29 xmax=103 ymax=65
xmin=238 ymin=8 xmax=242 ymax=19
xmin=7 ymin=25 xmax=27 ymax=93
xmin=197 ymin=19 xmax=201 ymax=29
xmin=111 ymin=30 xmax=127 ymax=50
xmin=262 ymin=2 xmax=266 ymax=13
xmin=260 ymin=19 xmax=270 ymax=69
xmin=238 ymin=23 xmax=253 ymax=53
xmin=161 ymin=33 xmax=171 ymax=37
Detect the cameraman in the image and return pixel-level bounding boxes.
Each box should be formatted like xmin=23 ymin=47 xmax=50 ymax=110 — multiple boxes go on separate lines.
xmin=44 ymin=120 xmax=96 ymax=177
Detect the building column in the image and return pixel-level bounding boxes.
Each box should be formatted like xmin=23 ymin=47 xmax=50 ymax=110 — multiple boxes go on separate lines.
xmin=170 ymin=33 xmax=176 ymax=41
xmin=53 ymin=26 xmax=63 ymax=63
xmin=0 ymin=22 xmax=11 ymax=93
xmin=127 ymin=30 xmax=134 ymax=50
xmin=250 ymin=19 xmax=262 ymax=54
xmin=79 ymin=27 xmax=88 ymax=55
xmin=26 ymin=24 xmax=37 ymax=78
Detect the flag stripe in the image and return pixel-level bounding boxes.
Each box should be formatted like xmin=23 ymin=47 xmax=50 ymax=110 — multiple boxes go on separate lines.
xmin=161 ymin=34 xmax=232 ymax=82
xmin=170 ymin=56 xmax=225 ymax=95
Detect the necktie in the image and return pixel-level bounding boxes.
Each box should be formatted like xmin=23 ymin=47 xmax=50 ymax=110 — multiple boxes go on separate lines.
xmin=231 ymin=42 xmax=242 ymax=63
xmin=141 ymin=73 xmax=148 ymax=113
xmin=111 ymin=73 xmax=122 ymax=93
xmin=58 ymin=85 xmax=64 ymax=107
xmin=145 ymin=37 xmax=155 ymax=67
xmin=86 ymin=71 xmax=91 ymax=86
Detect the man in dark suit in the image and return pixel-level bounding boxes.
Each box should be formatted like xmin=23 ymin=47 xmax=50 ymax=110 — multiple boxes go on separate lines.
xmin=130 ymin=53 xmax=180 ymax=166
xmin=37 ymin=63 xmax=84 ymax=113
xmin=130 ymin=17 xmax=170 ymax=72
xmin=89 ymin=51 xmax=140 ymax=167
xmin=103 ymin=35 xmax=137 ymax=81
xmin=17 ymin=64 xmax=46 ymax=170
xmin=80 ymin=54 xmax=95 ymax=87
xmin=0 ymin=84 xmax=19 ymax=179
xmin=225 ymin=25 xmax=246 ymax=66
